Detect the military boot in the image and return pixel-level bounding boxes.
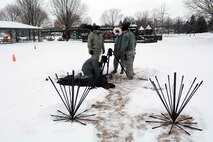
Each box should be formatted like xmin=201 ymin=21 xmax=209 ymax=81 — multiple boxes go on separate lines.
xmin=111 ymin=69 xmax=117 ymax=74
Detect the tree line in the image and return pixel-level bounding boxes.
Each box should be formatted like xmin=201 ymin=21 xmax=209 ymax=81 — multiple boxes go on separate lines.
xmin=101 ymin=2 xmax=212 ymax=34
xmin=0 ymin=0 xmax=212 ymax=40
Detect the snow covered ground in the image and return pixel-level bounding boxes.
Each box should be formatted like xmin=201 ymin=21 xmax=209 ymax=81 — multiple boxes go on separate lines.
xmin=0 ymin=33 xmax=212 ymax=142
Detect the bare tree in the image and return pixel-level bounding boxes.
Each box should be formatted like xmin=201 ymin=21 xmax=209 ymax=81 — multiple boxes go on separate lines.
xmin=164 ymin=17 xmax=174 ymax=34
xmin=82 ymin=17 xmax=92 ymax=25
xmin=41 ymin=20 xmax=54 ymax=28
xmin=184 ymin=0 xmax=213 ymax=19
xmin=156 ymin=3 xmax=168 ymax=33
xmin=135 ymin=11 xmax=143 ymax=28
xmin=35 ymin=7 xmax=49 ymax=27
xmin=151 ymin=8 xmax=160 ymax=30
xmin=135 ymin=10 xmax=150 ymax=28
xmin=101 ymin=8 xmax=123 ymax=26
xmin=135 ymin=11 xmax=143 ymax=22
xmin=51 ymin=0 xmax=87 ymax=41
xmin=0 ymin=9 xmax=6 ymax=21
xmin=16 ymin=0 xmax=48 ymax=26
xmin=0 ymin=4 xmax=21 ymax=21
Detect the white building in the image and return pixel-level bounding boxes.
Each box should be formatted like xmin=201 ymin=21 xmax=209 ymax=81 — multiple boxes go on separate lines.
xmin=0 ymin=21 xmax=42 ymax=43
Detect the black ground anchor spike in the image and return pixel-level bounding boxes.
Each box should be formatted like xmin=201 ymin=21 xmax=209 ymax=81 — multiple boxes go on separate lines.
xmin=146 ymin=72 xmax=203 ymax=135
xmin=48 ymin=70 xmax=96 ymax=125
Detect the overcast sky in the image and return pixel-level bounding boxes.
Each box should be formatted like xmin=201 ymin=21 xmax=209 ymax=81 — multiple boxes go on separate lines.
xmin=1 ymin=0 xmax=187 ymax=24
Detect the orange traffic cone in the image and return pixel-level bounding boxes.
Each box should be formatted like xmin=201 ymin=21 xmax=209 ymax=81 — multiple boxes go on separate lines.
xmin=12 ymin=54 xmax=16 ymax=62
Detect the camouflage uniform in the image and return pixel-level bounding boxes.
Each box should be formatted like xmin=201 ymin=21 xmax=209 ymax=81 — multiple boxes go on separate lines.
xmin=87 ymin=31 xmax=105 ymax=56
xmin=81 ymin=55 xmax=101 ymax=79
xmin=112 ymin=34 xmax=125 ymax=73
xmin=81 ymin=55 xmax=115 ymax=89
xmin=119 ymin=30 xmax=136 ymax=79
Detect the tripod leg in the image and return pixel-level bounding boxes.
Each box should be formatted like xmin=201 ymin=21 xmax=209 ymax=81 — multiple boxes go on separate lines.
xmin=100 ymin=62 xmax=106 ymax=75
xmin=113 ymin=52 xmax=128 ymax=76
xmin=106 ymin=54 xmax=110 ymax=75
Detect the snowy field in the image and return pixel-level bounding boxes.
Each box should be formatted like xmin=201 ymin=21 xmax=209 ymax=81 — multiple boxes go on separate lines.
xmin=0 ymin=33 xmax=212 ymax=142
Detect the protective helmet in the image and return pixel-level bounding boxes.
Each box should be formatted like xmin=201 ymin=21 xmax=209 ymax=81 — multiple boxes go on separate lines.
xmin=122 ymin=17 xmax=131 ymax=31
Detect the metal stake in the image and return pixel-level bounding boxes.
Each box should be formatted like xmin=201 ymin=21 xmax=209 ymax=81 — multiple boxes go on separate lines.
xmin=146 ymin=72 xmax=203 ymax=135
xmin=48 ymin=70 xmax=95 ymax=125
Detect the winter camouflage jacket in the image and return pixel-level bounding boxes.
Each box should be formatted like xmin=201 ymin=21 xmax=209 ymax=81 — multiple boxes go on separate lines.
xmin=81 ymin=55 xmax=101 ymax=78
xmin=87 ymin=31 xmax=105 ymax=56
xmin=114 ymin=34 xmax=123 ymax=57
xmin=119 ymin=30 xmax=136 ymax=56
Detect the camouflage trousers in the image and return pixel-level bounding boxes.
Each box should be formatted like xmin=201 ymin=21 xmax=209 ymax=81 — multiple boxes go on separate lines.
xmin=113 ymin=54 xmax=125 ymax=72
xmin=124 ymin=50 xmax=136 ymax=79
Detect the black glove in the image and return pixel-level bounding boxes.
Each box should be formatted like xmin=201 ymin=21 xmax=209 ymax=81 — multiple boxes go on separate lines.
xmin=108 ymin=48 xmax=113 ymax=56
xmin=102 ymin=49 xmax=105 ymax=54
xmin=101 ymin=55 xmax=107 ymax=63
xmin=89 ymin=50 xmax=94 ymax=55
xmin=124 ymin=54 xmax=127 ymax=61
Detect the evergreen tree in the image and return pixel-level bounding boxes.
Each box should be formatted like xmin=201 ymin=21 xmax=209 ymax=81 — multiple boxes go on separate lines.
xmin=173 ymin=17 xmax=184 ymax=34
xmin=189 ymin=15 xmax=197 ymax=33
xmin=208 ymin=18 xmax=213 ymax=32
xmin=196 ymin=16 xmax=208 ymax=33
xmin=182 ymin=21 xmax=191 ymax=34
